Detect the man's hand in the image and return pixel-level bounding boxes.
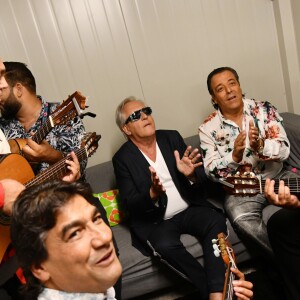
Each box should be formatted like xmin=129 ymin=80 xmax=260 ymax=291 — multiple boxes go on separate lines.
xmin=62 ymin=152 xmax=81 ymax=182
xmin=23 ymin=139 xmax=63 ymax=164
xmin=233 ymin=131 xmax=246 ymax=163
xmin=1 ymin=179 xmax=25 ymax=216
xmin=149 ymin=166 xmax=166 ymax=200
xmin=231 ymin=267 xmax=254 ymax=300
xmin=264 ymin=178 xmax=300 ymax=208
xmin=174 ymin=146 xmax=202 ymax=180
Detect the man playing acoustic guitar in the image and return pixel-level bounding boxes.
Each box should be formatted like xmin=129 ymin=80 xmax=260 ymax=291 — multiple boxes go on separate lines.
xmin=0 ymin=58 xmax=83 ymax=299
xmin=0 ymin=61 xmax=86 ymax=176
xmin=199 ymin=66 xmax=295 ymax=258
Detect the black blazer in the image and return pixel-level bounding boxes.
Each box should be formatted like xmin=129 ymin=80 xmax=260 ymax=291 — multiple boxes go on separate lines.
xmin=113 ymin=130 xmax=215 ymax=255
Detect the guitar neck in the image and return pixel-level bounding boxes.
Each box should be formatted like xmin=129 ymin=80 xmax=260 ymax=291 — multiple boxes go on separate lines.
xmin=25 ymin=147 xmax=87 ymax=187
xmin=32 ymin=118 xmax=54 ymax=144
xmin=261 ymin=177 xmax=300 ymax=194
xmin=223 ymin=261 xmax=237 ymax=300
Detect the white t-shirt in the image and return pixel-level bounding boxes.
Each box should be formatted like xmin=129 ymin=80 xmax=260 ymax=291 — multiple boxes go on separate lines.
xmin=141 ymin=143 xmax=188 ymax=220
xmin=0 ymin=129 xmax=10 ymax=154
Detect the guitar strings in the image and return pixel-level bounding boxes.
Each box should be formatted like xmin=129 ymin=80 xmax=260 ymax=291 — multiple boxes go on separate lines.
xmin=26 ymin=147 xmax=86 ymax=187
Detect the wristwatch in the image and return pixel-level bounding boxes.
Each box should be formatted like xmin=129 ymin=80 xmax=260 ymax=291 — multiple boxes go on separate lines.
xmin=256 ymin=138 xmax=264 ymax=155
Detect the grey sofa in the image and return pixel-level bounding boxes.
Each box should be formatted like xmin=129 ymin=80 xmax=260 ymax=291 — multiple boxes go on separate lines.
xmin=85 ymin=112 xmax=299 ymax=300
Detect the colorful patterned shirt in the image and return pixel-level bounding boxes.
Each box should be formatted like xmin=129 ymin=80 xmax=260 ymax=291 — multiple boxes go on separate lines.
xmin=199 ymin=98 xmax=290 ymax=180
xmin=0 ymin=96 xmax=86 ymax=174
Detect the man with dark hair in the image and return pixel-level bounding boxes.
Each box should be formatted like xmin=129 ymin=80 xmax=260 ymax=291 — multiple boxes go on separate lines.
xmin=199 ymin=66 xmax=292 ymax=257
xmin=113 ymin=97 xmax=253 ymax=300
xmin=0 ymin=61 xmax=86 ymax=175
xmin=0 ymin=59 xmax=90 ymax=298
xmin=11 ymin=180 xmax=122 ymax=300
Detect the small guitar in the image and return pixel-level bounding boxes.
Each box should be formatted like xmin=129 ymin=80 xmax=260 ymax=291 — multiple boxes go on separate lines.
xmin=220 ymin=172 xmax=300 ymax=196
xmin=8 ymin=91 xmax=87 ymax=154
xmin=0 ymin=132 xmax=101 ymax=262
xmin=213 ymin=232 xmax=237 ymax=300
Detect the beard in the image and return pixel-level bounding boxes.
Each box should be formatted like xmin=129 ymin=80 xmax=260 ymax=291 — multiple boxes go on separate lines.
xmin=0 ymin=90 xmax=21 ymax=120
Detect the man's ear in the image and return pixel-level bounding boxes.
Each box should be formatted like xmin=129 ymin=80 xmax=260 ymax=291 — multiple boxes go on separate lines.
xmin=122 ymin=124 xmax=131 ymax=136
xmin=31 ymin=263 xmax=51 ymax=284
xmin=14 ymin=82 xmax=23 ymax=98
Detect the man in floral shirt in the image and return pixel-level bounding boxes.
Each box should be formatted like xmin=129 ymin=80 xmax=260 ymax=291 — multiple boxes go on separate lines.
xmin=0 ymin=61 xmax=86 ymax=175
xmin=199 ymin=66 xmax=292 ymax=257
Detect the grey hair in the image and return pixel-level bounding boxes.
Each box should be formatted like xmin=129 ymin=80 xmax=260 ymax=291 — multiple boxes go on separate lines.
xmin=115 ymin=96 xmax=145 ymax=129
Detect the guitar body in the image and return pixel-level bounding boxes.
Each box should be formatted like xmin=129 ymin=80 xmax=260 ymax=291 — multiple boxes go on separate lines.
xmin=8 ymin=138 xmax=28 ymax=155
xmin=0 ymin=132 xmax=100 ymax=262
xmin=0 ymin=154 xmax=35 ymax=261
xmin=0 ymin=154 xmax=35 ymax=183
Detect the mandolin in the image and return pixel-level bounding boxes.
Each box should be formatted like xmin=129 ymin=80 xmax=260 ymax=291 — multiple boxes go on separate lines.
xmin=0 ymin=132 xmax=101 ymax=262
xmin=8 ymin=91 xmax=87 ymax=154
xmin=213 ymin=232 xmax=237 ymax=300
xmin=220 ymin=172 xmax=300 ymax=197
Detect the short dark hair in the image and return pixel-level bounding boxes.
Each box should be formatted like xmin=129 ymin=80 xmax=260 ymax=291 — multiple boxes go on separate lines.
xmin=3 ymin=61 xmax=36 ymax=94
xmin=207 ymin=67 xmax=240 ymax=96
xmin=11 ymin=180 xmax=95 ymax=299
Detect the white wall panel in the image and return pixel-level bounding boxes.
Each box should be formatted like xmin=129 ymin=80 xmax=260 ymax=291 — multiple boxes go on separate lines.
xmin=0 ymin=0 xmax=143 ymax=166
xmin=120 ymin=0 xmax=287 ymax=139
xmin=0 ymin=0 xmax=294 ymax=166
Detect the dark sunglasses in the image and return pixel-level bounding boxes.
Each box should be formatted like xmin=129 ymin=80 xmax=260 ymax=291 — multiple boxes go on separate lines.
xmin=125 ymin=107 xmax=152 ymax=124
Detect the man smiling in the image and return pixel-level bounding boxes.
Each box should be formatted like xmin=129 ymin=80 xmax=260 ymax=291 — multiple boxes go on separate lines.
xmin=199 ymin=66 xmax=291 ymax=257
xmin=10 ymin=180 xmax=122 ymax=300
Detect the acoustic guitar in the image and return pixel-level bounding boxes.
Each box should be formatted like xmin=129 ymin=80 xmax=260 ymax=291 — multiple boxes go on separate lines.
xmin=0 ymin=132 xmax=101 ymax=262
xmin=213 ymin=232 xmax=237 ymax=300
xmin=220 ymin=172 xmax=300 ymax=197
xmin=8 ymin=91 xmax=87 ymax=154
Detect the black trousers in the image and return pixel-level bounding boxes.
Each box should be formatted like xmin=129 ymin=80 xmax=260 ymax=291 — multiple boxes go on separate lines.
xmin=267 ymin=208 xmax=300 ymax=300
xmin=147 ymin=206 xmax=227 ymax=299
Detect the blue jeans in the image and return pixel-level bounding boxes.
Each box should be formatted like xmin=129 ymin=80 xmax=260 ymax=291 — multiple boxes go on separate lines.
xmin=225 ymin=192 xmax=272 ymax=255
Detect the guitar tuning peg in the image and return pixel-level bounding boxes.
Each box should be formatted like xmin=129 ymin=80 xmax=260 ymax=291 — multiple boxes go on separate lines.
xmin=214 ymin=250 xmax=220 ymax=257
xmin=212 ymin=244 xmax=219 ymax=251
xmin=212 ymin=239 xmax=218 ymax=244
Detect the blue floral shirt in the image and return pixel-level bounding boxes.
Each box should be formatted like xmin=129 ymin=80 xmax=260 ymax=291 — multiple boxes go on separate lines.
xmin=0 ymin=96 xmax=86 ymax=174
xmin=199 ymin=98 xmax=290 ymax=180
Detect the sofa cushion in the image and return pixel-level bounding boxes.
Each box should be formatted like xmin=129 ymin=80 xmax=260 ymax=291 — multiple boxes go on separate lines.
xmin=94 ymin=190 xmax=125 ymax=226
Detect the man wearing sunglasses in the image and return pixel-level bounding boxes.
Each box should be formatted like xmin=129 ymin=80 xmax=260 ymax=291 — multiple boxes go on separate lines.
xmin=112 ymin=97 xmax=253 ymax=300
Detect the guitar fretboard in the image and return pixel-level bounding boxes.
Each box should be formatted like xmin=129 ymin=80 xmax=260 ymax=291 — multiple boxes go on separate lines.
xmin=32 ymin=118 xmax=54 ymax=144
xmin=25 ymin=147 xmax=87 ymax=187
xmin=260 ymin=177 xmax=300 ymax=194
